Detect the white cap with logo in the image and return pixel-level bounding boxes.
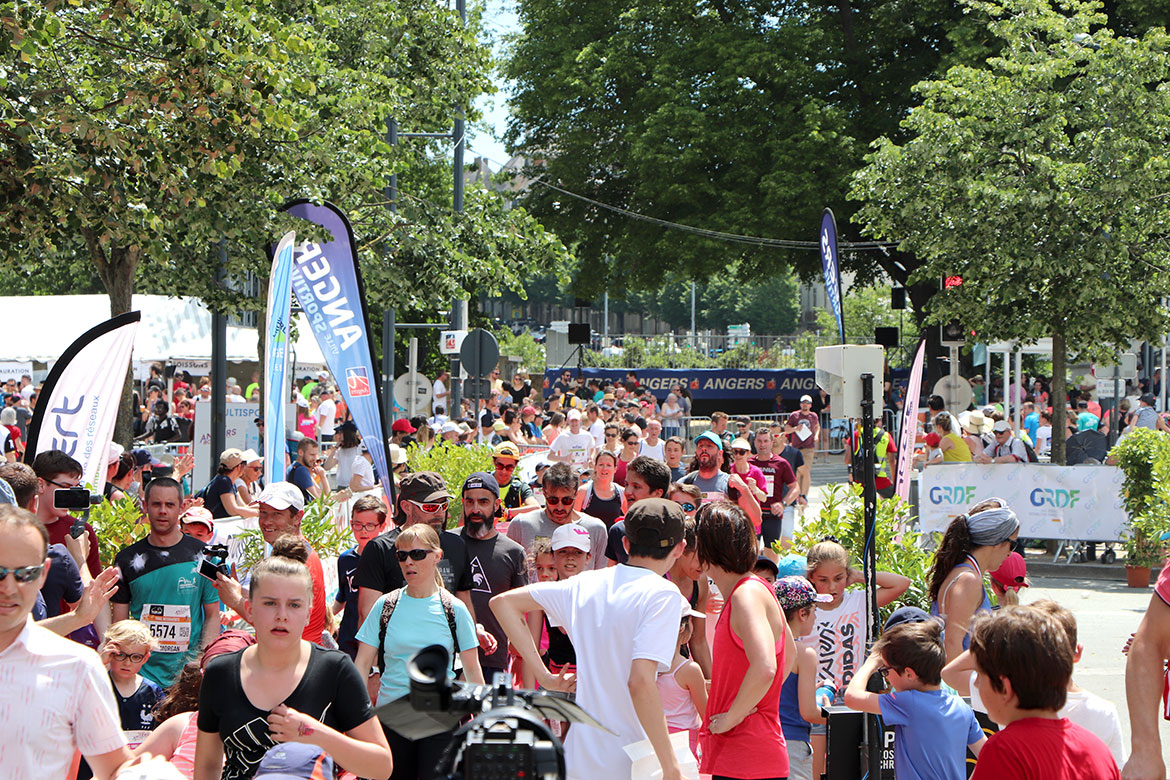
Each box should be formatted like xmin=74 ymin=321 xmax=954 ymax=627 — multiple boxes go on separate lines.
xmin=256 ymin=482 xmax=305 ymax=513
xmin=550 ymin=523 xmax=591 ymax=553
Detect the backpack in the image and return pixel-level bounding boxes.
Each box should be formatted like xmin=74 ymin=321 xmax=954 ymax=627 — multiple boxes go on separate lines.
xmin=376 ymin=586 xmax=459 ymax=674
xmin=1023 ymin=440 xmax=1039 ymax=463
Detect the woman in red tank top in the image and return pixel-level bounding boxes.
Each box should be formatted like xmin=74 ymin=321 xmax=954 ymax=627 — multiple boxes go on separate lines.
xmin=697 ymin=501 xmax=795 ymax=780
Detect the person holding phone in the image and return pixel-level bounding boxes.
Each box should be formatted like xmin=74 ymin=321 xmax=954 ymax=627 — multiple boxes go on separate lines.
xmin=112 ymin=477 xmax=221 ymax=688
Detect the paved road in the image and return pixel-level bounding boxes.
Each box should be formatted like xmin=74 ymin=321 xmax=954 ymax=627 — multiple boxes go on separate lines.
xmin=1022 ymin=575 xmax=1165 ymax=770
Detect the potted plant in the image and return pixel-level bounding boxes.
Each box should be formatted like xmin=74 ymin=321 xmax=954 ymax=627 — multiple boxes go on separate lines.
xmin=1110 ymin=428 xmax=1170 ymax=587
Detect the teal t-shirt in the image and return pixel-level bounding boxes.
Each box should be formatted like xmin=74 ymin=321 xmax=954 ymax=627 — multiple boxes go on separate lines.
xmin=356 ymin=589 xmax=477 ymax=704
xmin=112 ymin=535 xmax=219 ymax=687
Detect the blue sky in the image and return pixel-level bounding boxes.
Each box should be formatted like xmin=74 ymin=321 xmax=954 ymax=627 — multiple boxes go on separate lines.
xmin=467 ymin=0 xmax=517 ymax=169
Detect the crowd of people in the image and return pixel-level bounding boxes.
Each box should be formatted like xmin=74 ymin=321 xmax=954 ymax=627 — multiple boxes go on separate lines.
xmin=0 ymin=363 xmax=1167 ymax=780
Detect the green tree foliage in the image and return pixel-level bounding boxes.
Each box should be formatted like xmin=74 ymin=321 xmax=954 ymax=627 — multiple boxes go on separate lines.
xmin=0 ymin=0 xmax=569 ymax=321
xmin=814 ymin=284 xmax=920 ymax=366
xmin=851 ymin=0 xmax=1170 ymax=463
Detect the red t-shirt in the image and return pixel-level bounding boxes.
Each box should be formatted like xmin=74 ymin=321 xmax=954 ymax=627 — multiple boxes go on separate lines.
xmin=45 ymin=517 xmax=101 ymax=578
xmin=303 ymin=546 xmax=328 ymax=645
xmin=970 ymin=718 xmax=1118 ymax=780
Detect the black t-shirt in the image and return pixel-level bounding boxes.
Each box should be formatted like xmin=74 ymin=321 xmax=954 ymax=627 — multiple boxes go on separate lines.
xmin=779 ymin=444 xmax=805 ymax=476
xmin=203 ymin=474 xmax=237 ymax=519
xmin=354 ymin=526 xmax=474 ymax=595
xmin=507 ymin=383 xmax=531 ymax=405
xmin=198 ymin=645 xmax=374 ymax=780
xmin=460 ymin=532 xmax=528 ymax=670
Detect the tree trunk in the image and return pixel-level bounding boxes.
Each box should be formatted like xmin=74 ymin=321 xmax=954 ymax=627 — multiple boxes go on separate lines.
xmin=1051 ymin=330 xmax=1067 ymax=465
xmin=86 ymin=234 xmax=142 ymax=447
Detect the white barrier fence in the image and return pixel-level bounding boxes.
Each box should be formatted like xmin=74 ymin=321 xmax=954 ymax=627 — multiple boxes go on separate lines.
xmin=918 ymin=463 xmax=1128 ymax=542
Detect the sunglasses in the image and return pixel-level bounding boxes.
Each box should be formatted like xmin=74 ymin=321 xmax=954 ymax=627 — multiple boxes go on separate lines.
xmin=605 ymin=433 xmax=618 ymax=438
xmin=545 ymin=496 xmax=575 ymax=506
xmin=676 ymin=502 xmax=697 ymax=512
xmin=494 ymin=462 xmax=517 ymax=472
xmin=395 ymin=549 xmax=433 ymax=562
xmin=350 ymin=521 xmax=383 ymax=532
xmin=109 ymin=651 xmax=147 ymax=663
xmin=407 ymin=499 xmax=449 ymax=514
xmin=0 ymin=563 xmax=45 ymax=583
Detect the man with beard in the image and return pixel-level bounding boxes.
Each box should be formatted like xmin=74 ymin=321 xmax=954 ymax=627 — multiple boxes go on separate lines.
xmin=680 ymin=432 xmax=762 ymax=528
xmin=506 ymin=463 xmax=608 ymax=570
xmin=458 ymin=472 xmax=528 ymax=681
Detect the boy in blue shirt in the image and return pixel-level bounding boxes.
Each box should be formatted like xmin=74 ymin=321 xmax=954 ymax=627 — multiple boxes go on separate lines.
xmin=845 ymin=620 xmax=986 ymax=780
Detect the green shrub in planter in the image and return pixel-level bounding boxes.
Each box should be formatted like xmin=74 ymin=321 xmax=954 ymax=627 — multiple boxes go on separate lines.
xmin=405 ymin=440 xmax=493 ymax=529
xmin=1110 ymin=428 xmax=1170 ymax=567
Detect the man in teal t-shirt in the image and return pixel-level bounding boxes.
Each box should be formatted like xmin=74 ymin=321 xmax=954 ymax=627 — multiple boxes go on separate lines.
xmin=112 ymin=477 xmax=220 ymax=686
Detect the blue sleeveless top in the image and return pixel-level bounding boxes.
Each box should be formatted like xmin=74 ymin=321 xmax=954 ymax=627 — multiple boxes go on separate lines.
xmin=929 ymin=556 xmax=992 ymax=651
xmin=778 ymin=671 xmax=810 ymax=743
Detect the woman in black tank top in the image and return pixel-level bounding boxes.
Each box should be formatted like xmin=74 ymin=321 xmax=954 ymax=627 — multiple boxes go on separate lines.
xmin=574 ymin=450 xmax=627 ymax=528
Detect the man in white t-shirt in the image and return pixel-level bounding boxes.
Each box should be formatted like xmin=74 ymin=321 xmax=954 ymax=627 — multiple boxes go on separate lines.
xmin=549 ymin=409 xmax=595 ymax=467
xmin=0 ymin=506 xmax=132 ymax=779
xmin=316 ymin=387 xmax=337 ymax=438
xmin=586 ymin=404 xmax=606 ymax=448
xmin=492 ymin=498 xmax=691 ymax=780
xmin=432 ymin=370 xmax=450 ymax=415
xmin=638 ymin=419 xmax=666 ymax=461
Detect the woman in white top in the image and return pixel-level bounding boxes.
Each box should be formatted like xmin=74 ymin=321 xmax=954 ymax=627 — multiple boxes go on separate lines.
xmin=324 ymin=422 xmax=376 ymax=494
xmin=661 ymin=393 xmax=684 ymax=439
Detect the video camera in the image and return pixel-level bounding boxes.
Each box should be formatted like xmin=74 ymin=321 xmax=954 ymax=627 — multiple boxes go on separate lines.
xmin=396 ymin=644 xmax=607 ymax=780
xmin=53 ymin=487 xmax=101 ymax=538
xmin=198 ymin=544 xmax=231 ymax=582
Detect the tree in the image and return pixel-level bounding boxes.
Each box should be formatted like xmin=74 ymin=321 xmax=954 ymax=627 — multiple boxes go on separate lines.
xmin=851 ymin=0 xmax=1170 ymax=463
xmin=815 ymin=284 xmax=920 ymax=367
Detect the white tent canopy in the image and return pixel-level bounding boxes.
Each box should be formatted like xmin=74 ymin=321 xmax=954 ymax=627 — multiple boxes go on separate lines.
xmin=0 ymin=294 xmax=327 ymax=367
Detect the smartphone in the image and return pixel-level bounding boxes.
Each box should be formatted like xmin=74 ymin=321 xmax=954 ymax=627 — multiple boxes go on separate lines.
xmin=54 ymin=487 xmax=97 ymax=511
xmin=199 ymin=558 xmax=223 ymax=582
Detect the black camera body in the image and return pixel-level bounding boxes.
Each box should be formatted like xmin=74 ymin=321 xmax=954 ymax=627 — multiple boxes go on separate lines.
xmin=53 ymin=488 xmax=101 ymax=538
xmin=406 ymin=645 xmax=566 ymax=780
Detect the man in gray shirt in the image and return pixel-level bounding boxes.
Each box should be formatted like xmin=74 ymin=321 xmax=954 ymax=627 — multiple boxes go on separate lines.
xmin=506 ymin=463 xmax=608 ymax=571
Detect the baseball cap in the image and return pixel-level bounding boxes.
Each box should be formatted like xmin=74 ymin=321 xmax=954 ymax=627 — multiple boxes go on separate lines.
xmin=551 ymin=522 xmax=592 ymax=553
xmin=774 ymin=576 xmax=832 ymax=612
xmin=992 ymin=420 xmax=1012 ymax=433
xmin=219 ymin=448 xmax=244 ymax=469
xmin=399 ymin=471 xmax=450 ymax=503
xmin=1142 ymin=392 xmax=1156 ymax=405
xmin=566 ymin=408 xmax=582 ymax=421
xmin=736 ymin=415 xmax=751 ymax=426
xmin=296 ymin=395 xmax=309 ymax=408
xmin=255 ymin=743 xmax=334 ymax=780
xmin=106 ymin=442 xmax=125 ymax=466
xmin=730 ymin=437 xmax=752 ymax=452
xmin=694 ymin=431 xmax=724 ymax=450
xmin=776 ymin=553 xmax=808 ymax=578
xmin=801 ymin=394 xmax=813 ymax=403
xmin=624 ymin=498 xmax=685 ymax=550
xmin=440 ymin=421 xmax=460 ymax=435
xmin=462 ymin=471 xmax=500 ymax=498
xmin=990 ymin=551 xmax=1030 ymax=592
xmin=392 ymin=418 xmax=417 ymax=434
xmin=883 ymin=606 xmax=932 ymax=632
xmin=492 ymin=420 xmax=507 ymax=432
xmin=132 ymin=448 xmax=163 ymax=468
xmin=256 ymin=482 xmax=305 ymax=513
xmin=493 ymin=441 xmax=520 ymax=461
xmin=924 ymin=432 xmax=941 ymax=448
xmin=179 ymin=506 xmax=214 ymax=529
xmin=753 ymin=556 xmax=779 ymax=578
xmin=338 ymin=420 xmax=358 ymax=433
xmin=239 ymin=449 xmax=261 ymax=464
xmin=521 ymin=405 xmax=537 ymax=416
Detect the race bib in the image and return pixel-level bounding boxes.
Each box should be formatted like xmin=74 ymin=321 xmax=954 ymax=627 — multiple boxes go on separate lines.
xmin=763 ymin=474 xmax=775 ymax=498
xmin=142 ymin=603 xmax=192 ymax=653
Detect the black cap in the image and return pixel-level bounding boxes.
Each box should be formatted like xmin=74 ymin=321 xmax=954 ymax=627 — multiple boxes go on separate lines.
xmin=883 ymin=606 xmax=931 ymax=632
xmin=462 ymin=471 xmax=499 ymax=498
xmin=754 ymin=556 xmax=779 ymax=577
xmin=399 ymin=472 xmax=450 ymax=503
xmin=1142 ymin=393 xmax=1156 ymax=406
xmin=624 ymin=498 xmax=685 ymax=550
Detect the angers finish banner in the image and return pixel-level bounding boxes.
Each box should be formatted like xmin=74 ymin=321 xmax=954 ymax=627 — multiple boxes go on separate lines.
xmin=24 ymin=312 xmax=141 ymax=493
xmin=543 ymin=368 xmax=821 ymax=401
xmin=281 ymin=200 xmax=392 ymax=500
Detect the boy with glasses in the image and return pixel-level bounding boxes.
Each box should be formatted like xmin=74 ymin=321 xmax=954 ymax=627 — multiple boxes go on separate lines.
xmin=334 ymin=494 xmax=387 ymax=659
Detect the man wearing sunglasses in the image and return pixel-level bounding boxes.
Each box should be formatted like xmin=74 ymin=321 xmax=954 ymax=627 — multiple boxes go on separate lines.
xmin=491 ymin=442 xmax=539 ymax=521
xmin=0 ymin=505 xmax=135 ymax=780
xmin=506 ymin=463 xmax=608 ymax=571
xmin=354 ymin=472 xmax=488 ymax=649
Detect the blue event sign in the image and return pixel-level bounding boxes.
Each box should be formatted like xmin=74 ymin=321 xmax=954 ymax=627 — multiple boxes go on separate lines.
xmin=543 ymin=368 xmax=819 ymax=401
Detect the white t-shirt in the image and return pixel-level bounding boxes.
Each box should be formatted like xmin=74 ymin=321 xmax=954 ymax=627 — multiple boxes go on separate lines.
xmin=432 ymin=379 xmax=448 ymax=413
xmin=316 ymin=398 xmax=337 ymax=436
xmin=1060 ymin=690 xmax=1126 ymax=766
xmin=335 ymin=447 xmax=375 ymax=490
xmin=800 ymin=589 xmax=868 ymax=694
xmin=588 ymin=418 xmax=606 ymax=448
xmin=551 ymin=431 xmax=594 ymax=466
xmin=350 ymin=455 xmax=376 ymax=491
xmin=531 ymin=565 xmax=688 ymax=780
xmin=638 ymin=439 xmax=665 ymax=461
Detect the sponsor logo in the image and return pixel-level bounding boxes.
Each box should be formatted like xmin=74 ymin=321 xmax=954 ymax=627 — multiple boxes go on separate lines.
xmin=1030 ymin=488 xmax=1080 ymax=508
xmin=346 ymin=367 xmax=371 ymax=397
xmin=928 ymin=485 xmax=977 ymax=505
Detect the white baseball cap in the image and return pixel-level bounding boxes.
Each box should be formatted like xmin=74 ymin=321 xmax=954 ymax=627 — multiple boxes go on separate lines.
xmin=106 ymin=442 xmax=125 ymax=466
xmin=256 ymin=482 xmax=305 ymax=513
xmin=566 ymin=409 xmax=582 ymax=421
xmin=239 ymin=448 xmax=262 ymax=464
xmin=551 ymin=523 xmax=591 ymax=553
